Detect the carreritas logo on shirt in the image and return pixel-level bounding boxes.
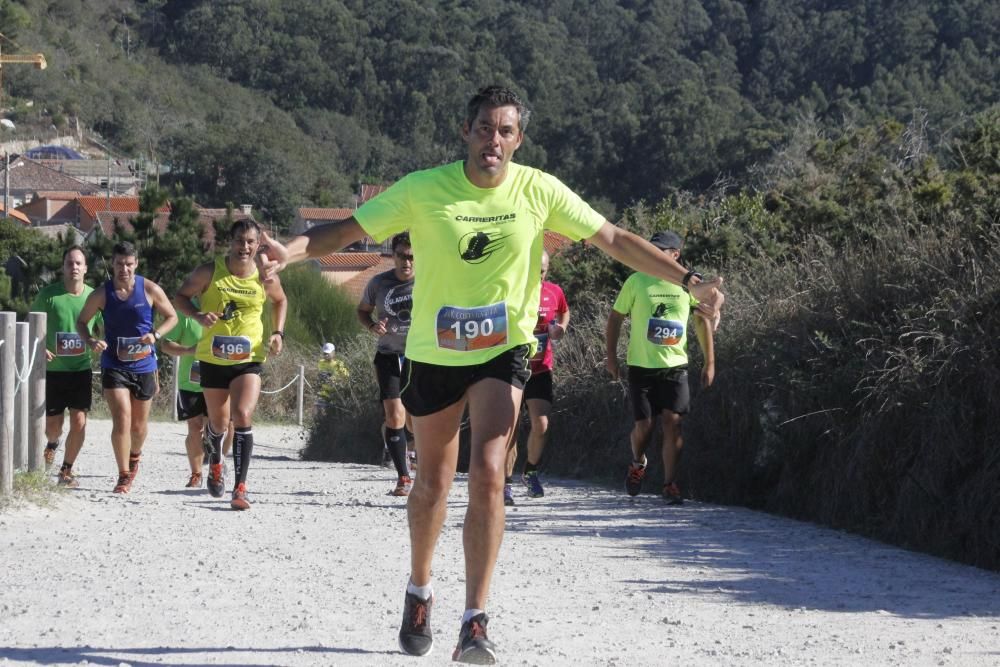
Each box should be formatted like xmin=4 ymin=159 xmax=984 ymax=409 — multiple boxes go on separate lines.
xmin=455 ymin=214 xmax=516 ymax=224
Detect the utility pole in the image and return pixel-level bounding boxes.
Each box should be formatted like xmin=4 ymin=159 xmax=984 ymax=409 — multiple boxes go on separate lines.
xmin=3 ymin=151 xmax=9 ymax=215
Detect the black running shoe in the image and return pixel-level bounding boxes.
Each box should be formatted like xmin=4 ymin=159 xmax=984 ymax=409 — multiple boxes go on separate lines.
xmin=398 ymin=592 xmax=433 ymax=656
xmin=207 ymin=462 xmax=225 ymax=498
xmin=452 ymin=613 xmax=497 ymax=664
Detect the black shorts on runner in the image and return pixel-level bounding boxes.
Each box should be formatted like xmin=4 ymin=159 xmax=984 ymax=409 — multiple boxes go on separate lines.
xmin=176 ymin=389 xmax=207 ymax=421
xmin=102 ymin=368 xmax=157 ymax=401
xmin=46 ymin=370 xmax=93 ymax=416
xmin=523 ymin=369 xmax=554 ymax=403
xmin=373 ymin=351 xmax=405 ymax=401
xmin=627 ymin=365 xmax=690 ymax=421
xmin=198 ymin=361 xmax=263 ymax=390
xmin=401 ymin=345 xmax=532 ymax=417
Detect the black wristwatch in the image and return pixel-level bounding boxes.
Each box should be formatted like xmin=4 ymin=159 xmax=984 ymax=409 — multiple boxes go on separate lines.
xmin=152 ymin=330 xmax=162 ymax=341
xmin=681 ymin=270 xmax=702 ymax=293
xmin=273 ymin=330 xmax=285 ymax=338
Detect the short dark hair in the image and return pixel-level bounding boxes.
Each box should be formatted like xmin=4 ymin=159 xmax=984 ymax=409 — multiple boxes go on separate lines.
xmin=111 ymin=241 xmax=137 ymax=259
xmin=231 ymin=217 xmax=262 ymax=238
xmin=391 ymin=232 xmax=411 ymax=253
xmin=466 ymin=85 xmax=531 ymax=132
xmin=62 ymin=245 xmax=87 ymax=261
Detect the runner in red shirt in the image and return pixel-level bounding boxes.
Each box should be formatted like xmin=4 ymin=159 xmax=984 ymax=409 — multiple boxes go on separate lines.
xmin=504 ymin=251 xmax=569 ymax=503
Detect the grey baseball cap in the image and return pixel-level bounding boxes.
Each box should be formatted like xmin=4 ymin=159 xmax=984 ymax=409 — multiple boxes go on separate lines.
xmin=649 ymin=230 xmax=683 ymax=250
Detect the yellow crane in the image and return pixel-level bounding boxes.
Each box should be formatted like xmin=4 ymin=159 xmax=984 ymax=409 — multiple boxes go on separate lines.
xmin=0 ymin=33 xmax=47 ymax=113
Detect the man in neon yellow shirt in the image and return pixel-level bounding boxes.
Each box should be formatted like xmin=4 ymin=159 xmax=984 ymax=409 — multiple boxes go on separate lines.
xmin=257 ymin=85 xmax=724 ymax=663
xmin=606 ymin=230 xmax=716 ymax=505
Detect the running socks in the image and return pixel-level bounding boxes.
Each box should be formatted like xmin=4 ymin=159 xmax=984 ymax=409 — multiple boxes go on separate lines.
xmin=461 ymin=608 xmax=485 ymax=624
xmin=205 ymin=423 xmax=226 ymax=464
xmin=233 ymin=427 xmax=254 ymax=485
xmin=407 ymin=579 xmax=433 ymax=601
xmin=385 ymin=426 xmax=409 ymax=477
xmin=524 ymin=461 xmax=538 ymax=474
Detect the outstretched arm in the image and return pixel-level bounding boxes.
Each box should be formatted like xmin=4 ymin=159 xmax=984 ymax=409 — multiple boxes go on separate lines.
xmin=258 ymin=219 xmax=368 ymax=280
xmin=587 ymin=222 xmax=724 ymax=319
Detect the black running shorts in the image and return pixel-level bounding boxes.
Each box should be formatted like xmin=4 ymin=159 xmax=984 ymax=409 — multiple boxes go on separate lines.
xmin=627 ymin=365 xmax=690 ymax=421
xmin=176 ymin=389 xmax=207 ymax=421
xmin=373 ymin=351 xmax=405 ymax=401
xmin=401 ymin=345 xmax=532 ymax=417
xmin=198 ymin=361 xmax=263 ymax=390
xmin=46 ymin=370 xmax=93 ymax=415
xmin=523 ymin=369 xmax=554 ymax=404
xmin=102 ymin=368 xmax=157 ymax=401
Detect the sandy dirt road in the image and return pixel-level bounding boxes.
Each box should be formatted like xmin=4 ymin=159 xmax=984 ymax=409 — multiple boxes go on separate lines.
xmin=1 ymin=418 xmax=998 ymax=666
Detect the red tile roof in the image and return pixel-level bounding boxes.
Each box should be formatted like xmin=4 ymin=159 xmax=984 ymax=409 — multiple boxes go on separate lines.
xmin=339 ymin=258 xmax=396 ymax=301
xmin=297 ymin=207 xmax=354 ymax=221
xmin=0 ymin=205 xmax=31 ymax=225
xmin=77 ymin=195 xmax=154 ymax=219
xmin=543 ymin=231 xmax=574 ymax=257
xmin=359 ymin=184 xmax=389 ymax=202
xmin=315 ymin=252 xmax=384 ymax=269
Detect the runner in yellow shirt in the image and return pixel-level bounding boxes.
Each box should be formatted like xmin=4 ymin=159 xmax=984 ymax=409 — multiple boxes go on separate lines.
xmin=257 ymin=85 xmax=724 ymax=663
xmin=606 ymin=230 xmax=716 ymax=504
xmin=173 ymin=218 xmax=287 ymax=511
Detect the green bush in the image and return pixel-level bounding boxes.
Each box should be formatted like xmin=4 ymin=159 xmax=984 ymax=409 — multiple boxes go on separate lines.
xmin=280 ymin=264 xmax=360 ymax=349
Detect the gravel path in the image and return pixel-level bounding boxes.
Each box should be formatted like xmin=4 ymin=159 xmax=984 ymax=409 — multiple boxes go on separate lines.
xmin=1 ymin=418 xmax=998 ymax=666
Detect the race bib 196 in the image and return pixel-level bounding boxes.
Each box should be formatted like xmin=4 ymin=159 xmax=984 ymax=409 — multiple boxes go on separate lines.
xmin=211 ymin=335 xmax=252 ymax=361
xmin=436 ymin=303 xmax=508 ymax=352
xmin=56 ymin=332 xmax=85 ymax=357
xmin=116 ymin=336 xmax=153 ymax=362
xmin=189 ymin=360 xmax=201 ymax=385
xmin=646 ymin=319 xmax=685 ymax=346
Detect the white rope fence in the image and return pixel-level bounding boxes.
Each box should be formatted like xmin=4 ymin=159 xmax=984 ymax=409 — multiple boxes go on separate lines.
xmin=13 ymin=337 xmax=40 ymax=396
xmin=259 ymin=375 xmax=300 ymax=395
xmin=1 ymin=311 xmax=47 ymax=495
xmin=259 ymin=364 xmax=306 ymax=426
xmin=172 ymin=362 xmax=307 ymax=426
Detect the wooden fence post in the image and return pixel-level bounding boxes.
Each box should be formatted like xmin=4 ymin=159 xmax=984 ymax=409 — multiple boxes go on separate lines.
xmin=14 ymin=321 xmax=28 ymax=470
xmin=0 ymin=312 xmax=16 ymax=495
xmin=28 ymin=312 xmax=47 ymax=471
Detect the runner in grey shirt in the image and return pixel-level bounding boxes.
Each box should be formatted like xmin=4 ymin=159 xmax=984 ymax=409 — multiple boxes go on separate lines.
xmin=357 ymin=232 xmax=415 ymax=496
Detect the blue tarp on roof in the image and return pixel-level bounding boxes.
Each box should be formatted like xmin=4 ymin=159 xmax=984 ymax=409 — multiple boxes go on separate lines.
xmin=24 ymin=145 xmax=84 ymax=160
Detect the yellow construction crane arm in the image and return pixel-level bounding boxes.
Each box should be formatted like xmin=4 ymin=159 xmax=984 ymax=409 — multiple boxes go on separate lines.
xmin=0 ymin=53 xmax=46 ymax=69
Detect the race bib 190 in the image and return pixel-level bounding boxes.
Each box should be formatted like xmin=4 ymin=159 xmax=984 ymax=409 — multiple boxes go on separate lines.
xmin=211 ymin=335 xmax=252 ymax=361
xmin=646 ymin=318 xmax=685 ymax=346
xmin=189 ymin=360 xmax=201 ymax=385
xmin=56 ymin=332 xmax=85 ymax=357
xmin=436 ymin=303 xmax=508 ymax=352
xmin=116 ymin=336 xmax=153 ymax=362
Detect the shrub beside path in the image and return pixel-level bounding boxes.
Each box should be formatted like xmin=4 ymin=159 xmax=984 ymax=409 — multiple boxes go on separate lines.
xmin=1 ymin=419 xmax=998 ymax=666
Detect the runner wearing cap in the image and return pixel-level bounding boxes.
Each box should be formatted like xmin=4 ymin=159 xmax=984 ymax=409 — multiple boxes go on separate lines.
xmin=606 ymin=230 xmax=716 ymax=504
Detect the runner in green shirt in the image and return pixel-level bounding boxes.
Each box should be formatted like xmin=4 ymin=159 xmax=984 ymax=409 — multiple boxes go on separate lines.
xmin=160 ymin=309 xmax=233 ymax=488
xmin=257 ymin=85 xmax=724 ymax=664
xmin=31 ymin=246 xmax=101 ymax=487
xmin=606 ymin=231 xmax=716 ymax=504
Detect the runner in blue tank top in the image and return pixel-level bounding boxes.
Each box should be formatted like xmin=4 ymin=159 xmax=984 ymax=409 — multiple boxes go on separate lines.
xmin=76 ymin=242 xmax=178 ymax=494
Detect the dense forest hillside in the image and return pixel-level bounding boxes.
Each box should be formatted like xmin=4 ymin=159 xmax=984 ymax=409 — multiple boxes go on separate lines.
xmin=2 ymin=0 xmax=996 ymax=227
